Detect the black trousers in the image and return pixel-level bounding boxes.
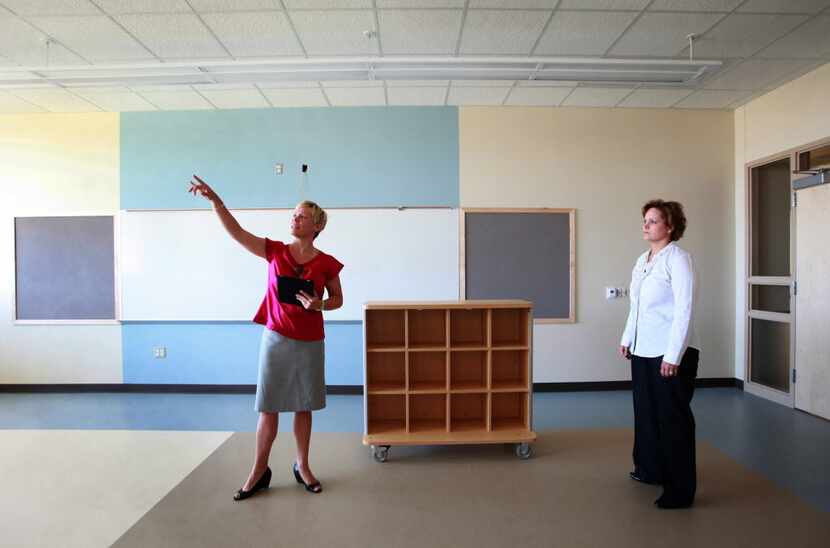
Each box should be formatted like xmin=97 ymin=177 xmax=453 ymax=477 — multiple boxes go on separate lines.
xmin=631 ymin=347 xmax=699 ymax=503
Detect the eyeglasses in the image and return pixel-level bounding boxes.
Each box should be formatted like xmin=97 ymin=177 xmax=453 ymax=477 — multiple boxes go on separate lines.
xmin=643 ymin=219 xmax=663 ymax=227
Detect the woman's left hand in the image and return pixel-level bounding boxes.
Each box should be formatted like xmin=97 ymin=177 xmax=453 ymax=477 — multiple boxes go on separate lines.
xmin=660 ymin=361 xmax=679 ymax=378
xmin=296 ymin=290 xmax=323 ymax=311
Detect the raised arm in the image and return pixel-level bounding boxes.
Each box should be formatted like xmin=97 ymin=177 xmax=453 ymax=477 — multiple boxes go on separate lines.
xmin=188 ymin=175 xmax=266 ymax=259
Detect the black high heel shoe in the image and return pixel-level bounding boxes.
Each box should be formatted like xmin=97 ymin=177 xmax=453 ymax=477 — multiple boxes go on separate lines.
xmin=233 ymin=466 xmax=271 ymax=501
xmin=293 ymin=462 xmax=322 ymax=494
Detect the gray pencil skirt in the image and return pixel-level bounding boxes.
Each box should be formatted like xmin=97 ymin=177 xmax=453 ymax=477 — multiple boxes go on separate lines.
xmin=255 ymin=328 xmax=326 ymax=413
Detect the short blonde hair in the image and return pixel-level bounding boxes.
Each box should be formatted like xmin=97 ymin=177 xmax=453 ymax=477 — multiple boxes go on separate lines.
xmin=297 ymin=200 xmax=327 ymax=239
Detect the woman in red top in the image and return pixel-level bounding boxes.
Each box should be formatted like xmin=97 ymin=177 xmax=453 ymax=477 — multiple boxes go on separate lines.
xmin=189 ymin=175 xmax=343 ymax=501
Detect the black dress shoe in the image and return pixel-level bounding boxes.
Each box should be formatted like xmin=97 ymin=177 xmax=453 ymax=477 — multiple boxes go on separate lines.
xmin=293 ymin=462 xmax=322 ymax=494
xmin=233 ymin=466 xmax=271 ymax=501
xmin=654 ymin=495 xmax=693 ymax=509
xmin=629 ymin=471 xmax=662 ymax=485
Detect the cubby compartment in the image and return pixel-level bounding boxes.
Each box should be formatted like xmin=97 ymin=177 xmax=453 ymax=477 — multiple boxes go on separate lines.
xmin=450 ymin=308 xmax=487 ymax=348
xmin=408 ymin=309 xmax=447 ymax=349
xmin=491 ymin=308 xmax=529 ymax=347
xmin=409 ymin=394 xmax=447 ymax=433
xmin=450 ymin=350 xmax=487 ymax=391
xmin=491 ymin=349 xmax=529 ymax=390
xmin=491 ymin=392 xmax=528 ymax=431
xmin=450 ymin=393 xmax=487 ymax=432
xmin=366 ymin=352 xmax=406 ymax=393
xmin=366 ymin=309 xmax=405 ymax=349
xmin=367 ymin=394 xmax=406 ymax=435
xmin=408 ymin=351 xmax=447 ymax=392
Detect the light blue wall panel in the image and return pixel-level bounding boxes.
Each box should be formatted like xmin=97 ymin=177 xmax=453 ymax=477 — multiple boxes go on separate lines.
xmin=122 ymin=322 xmax=363 ymax=385
xmin=120 ymin=107 xmax=459 ymax=209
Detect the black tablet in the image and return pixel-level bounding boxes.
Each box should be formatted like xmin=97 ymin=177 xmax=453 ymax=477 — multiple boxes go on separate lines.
xmin=276 ymin=275 xmax=315 ymax=307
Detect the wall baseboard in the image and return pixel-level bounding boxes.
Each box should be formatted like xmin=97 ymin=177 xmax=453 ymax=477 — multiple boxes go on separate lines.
xmin=0 ymin=378 xmax=743 ymax=395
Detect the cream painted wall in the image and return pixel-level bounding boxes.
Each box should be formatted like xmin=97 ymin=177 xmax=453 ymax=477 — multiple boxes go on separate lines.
xmin=0 ymin=113 xmax=122 ymax=383
xmin=460 ymin=107 xmax=735 ymax=382
xmin=734 ymin=61 xmax=830 ymax=381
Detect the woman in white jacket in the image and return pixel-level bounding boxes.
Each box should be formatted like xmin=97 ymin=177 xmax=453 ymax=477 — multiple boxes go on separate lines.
xmin=620 ymin=199 xmax=700 ymax=509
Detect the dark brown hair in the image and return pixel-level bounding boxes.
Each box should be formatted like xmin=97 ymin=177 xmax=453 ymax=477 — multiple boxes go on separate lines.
xmin=642 ymin=199 xmax=687 ymax=242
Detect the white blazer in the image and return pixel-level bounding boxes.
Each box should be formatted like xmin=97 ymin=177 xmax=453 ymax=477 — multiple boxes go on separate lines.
xmin=620 ymin=242 xmax=699 ymax=365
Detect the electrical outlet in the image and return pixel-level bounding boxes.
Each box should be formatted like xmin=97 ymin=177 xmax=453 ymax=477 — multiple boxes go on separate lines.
xmin=153 ymin=346 xmax=166 ymax=359
xmin=274 ymin=163 xmax=284 ymax=175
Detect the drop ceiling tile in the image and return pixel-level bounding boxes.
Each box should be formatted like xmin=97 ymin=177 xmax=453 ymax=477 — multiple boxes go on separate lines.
xmin=73 ymin=89 xmax=157 ymax=110
xmin=197 ymin=88 xmax=271 ymax=108
xmin=518 ymin=80 xmax=579 ymax=87
xmin=757 ymin=16 xmax=830 ymax=58
xmin=561 ymin=86 xmax=633 ymax=106
xmin=27 ymin=16 xmax=154 ymax=62
xmin=470 ymin=0 xmax=559 ymax=7
xmin=284 ymin=1 xmax=372 ymax=8
xmin=446 ymin=86 xmax=511 ymax=105
xmin=386 ymin=79 xmax=449 ymax=86
xmin=290 ymin=10 xmax=379 ymax=55
xmin=0 ymin=91 xmax=45 ymax=112
xmin=704 ymin=58 xmax=817 ymax=90
xmin=378 ymin=9 xmax=463 ymax=54
xmin=9 ymin=88 xmax=100 ymax=112
xmin=387 ymin=86 xmax=447 ymax=105
xmin=378 ymin=0 xmax=465 ymax=6
xmin=256 ymin=81 xmax=321 ymax=88
xmin=189 ymin=0 xmax=281 ymax=11
xmin=673 ymin=89 xmax=751 ymax=108
xmin=321 ymin=80 xmax=382 ymax=87
xmin=0 ymin=0 xmax=99 ymax=16
xmin=609 ymin=12 xmax=725 ymax=56
xmin=648 ymin=0 xmax=741 ymax=10
xmin=201 ymin=11 xmax=303 ymax=57
xmin=505 ymin=86 xmax=572 ymax=105
xmin=115 ymin=13 xmax=229 ymax=59
xmin=459 ymin=10 xmax=551 ymax=54
xmin=451 ymin=80 xmax=516 ymax=86
xmin=737 ymin=0 xmax=830 ymax=14
xmin=0 ymin=14 xmax=87 ymax=65
xmin=261 ymin=87 xmax=328 ymax=106
xmin=617 ymin=87 xmax=693 ymax=107
xmin=137 ymin=89 xmax=215 ymax=110
xmin=690 ymin=14 xmax=808 ymax=58
xmin=325 ymin=86 xmax=386 ymax=105
xmin=534 ymin=11 xmax=637 ymax=55
xmin=95 ymin=1 xmax=192 ymax=14
xmin=558 ymin=0 xmax=649 ymax=9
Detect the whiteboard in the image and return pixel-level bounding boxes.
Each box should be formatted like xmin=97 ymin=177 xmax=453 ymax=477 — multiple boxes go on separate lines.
xmin=120 ymin=208 xmax=459 ymax=321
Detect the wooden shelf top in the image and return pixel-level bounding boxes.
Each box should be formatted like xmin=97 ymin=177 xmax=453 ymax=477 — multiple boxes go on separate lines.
xmin=365 ymin=300 xmax=532 ymax=310
xmin=363 ymin=429 xmax=536 ymax=446
xmin=366 ymin=385 xmax=406 ymax=395
xmin=366 ymin=346 xmax=406 ymax=353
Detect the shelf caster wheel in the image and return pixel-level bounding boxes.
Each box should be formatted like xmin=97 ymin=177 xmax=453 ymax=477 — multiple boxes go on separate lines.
xmin=515 ymin=443 xmax=532 ymax=460
xmin=372 ymin=445 xmax=390 ymax=463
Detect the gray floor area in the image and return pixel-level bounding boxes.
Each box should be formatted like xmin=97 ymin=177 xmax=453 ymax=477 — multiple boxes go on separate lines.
xmin=1 ymin=387 xmax=828 ymax=512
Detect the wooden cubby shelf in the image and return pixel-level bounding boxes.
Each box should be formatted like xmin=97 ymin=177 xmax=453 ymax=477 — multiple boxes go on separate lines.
xmin=367 ymin=394 xmax=406 ymax=435
xmin=409 ymin=351 xmax=447 ymax=392
xmin=491 ymin=308 xmax=529 ymax=347
xmin=364 ymin=301 xmax=537 ymax=453
xmin=450 ymin=350 xmax=487 ymax=391
xmin=366 ymin=351 xmax=406 ymax=394
xmin=408 ymin=309 xmax=447 ymax=349
xmin=365 ymin=309 xmax=405 ymax=350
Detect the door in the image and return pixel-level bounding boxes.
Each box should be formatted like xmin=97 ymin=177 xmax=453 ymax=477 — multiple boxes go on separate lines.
xmin=794 ymin=148 xmax=830 ymax=420
xmin=745 ymin=157 xmax=795 ymax=406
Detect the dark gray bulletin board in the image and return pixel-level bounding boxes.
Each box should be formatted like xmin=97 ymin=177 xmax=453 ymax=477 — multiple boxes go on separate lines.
xmin=462 ymin=209 xmax=575 ymax=322
xmin=14 ymin=216 xmax=116 ymax=321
